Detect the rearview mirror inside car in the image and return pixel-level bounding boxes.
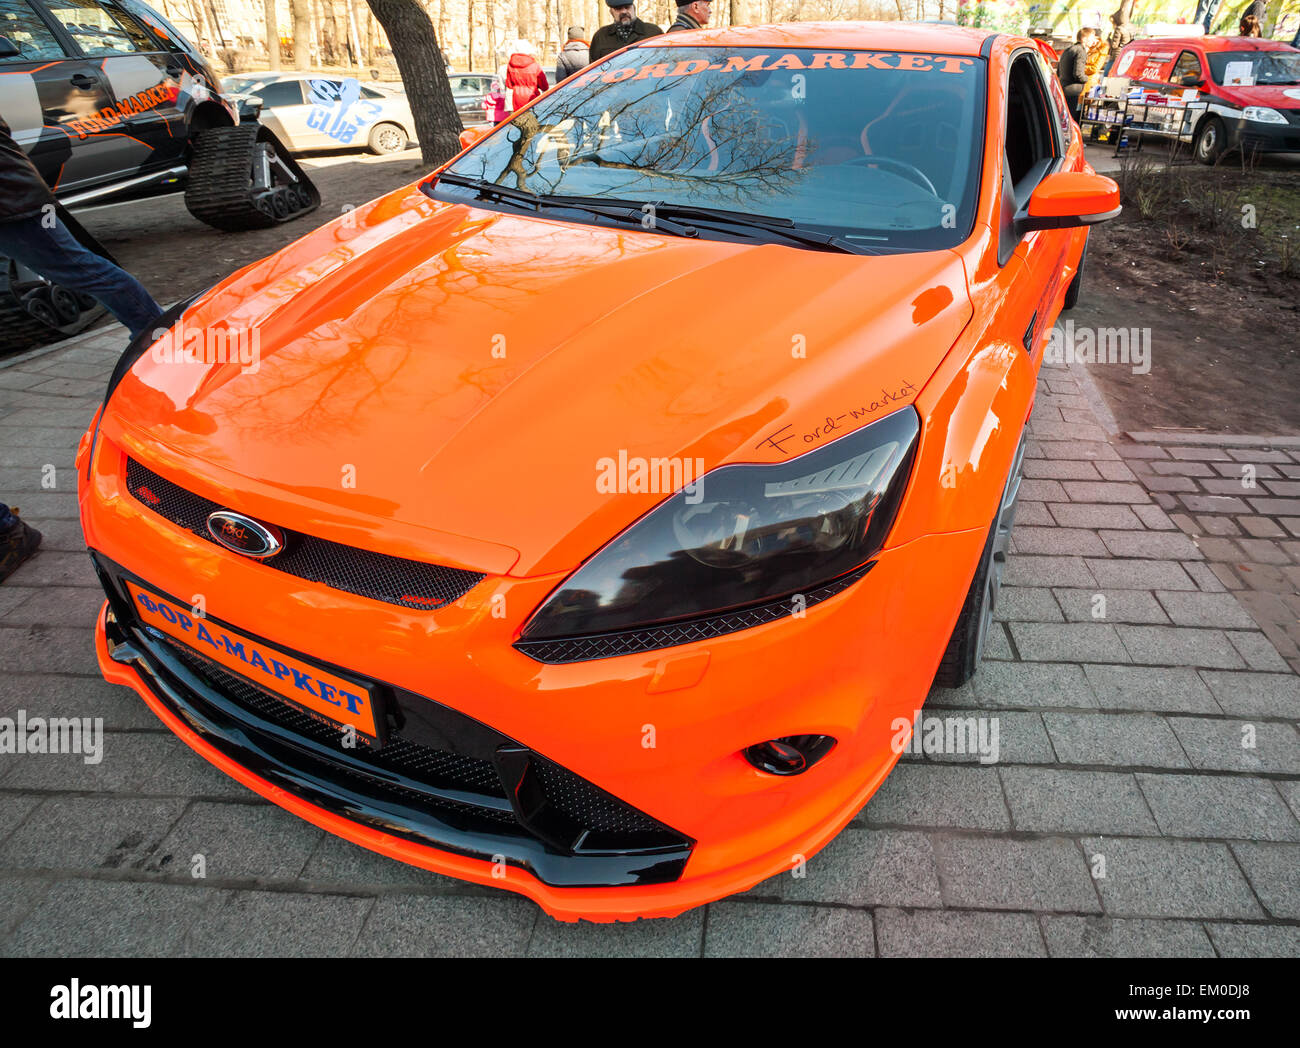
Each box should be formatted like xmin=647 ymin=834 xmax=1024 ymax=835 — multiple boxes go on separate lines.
xmin=1017 ymin=171 xmax=1121 ymax=234
xmin=1180 ymin=74 xmax=1204 ymax=88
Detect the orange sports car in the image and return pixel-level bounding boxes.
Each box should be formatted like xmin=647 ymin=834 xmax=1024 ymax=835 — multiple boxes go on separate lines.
xmin=77 ymin=23 xmax=1119 ymax=921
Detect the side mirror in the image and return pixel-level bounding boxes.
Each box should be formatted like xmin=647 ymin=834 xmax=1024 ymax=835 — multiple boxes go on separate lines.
xmin=1017 ymin=171 xmax=1120 ymax=233
xmin=458 ymin=126 xmax=491 ymax=151
xmin=0 ymin=35 xmax=22 ymax=59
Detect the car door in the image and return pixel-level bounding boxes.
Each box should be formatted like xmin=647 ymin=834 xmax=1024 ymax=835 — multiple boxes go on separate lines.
xmin=248 ymin=77 xmax=310 ymax=149
xmin=997 ymin=49 xmax=1074 ymax=362
xmin=0 ymin=0 xmax=138 ymax=194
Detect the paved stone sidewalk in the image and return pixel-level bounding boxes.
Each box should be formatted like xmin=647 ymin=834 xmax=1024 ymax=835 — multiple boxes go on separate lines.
xmin=0 ymin=326 xmax=1297 ymax=957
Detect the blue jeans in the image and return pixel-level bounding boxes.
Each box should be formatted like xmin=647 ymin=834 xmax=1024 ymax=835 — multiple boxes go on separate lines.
xmin=0 ymin=213 xmax=162 ymax=340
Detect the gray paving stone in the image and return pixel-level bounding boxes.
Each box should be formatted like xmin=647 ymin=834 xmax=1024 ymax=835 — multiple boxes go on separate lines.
xmin=1043 ymin=712 xmax=1189 ymax=768
xmin=1085 ymin=558 xmax=1196 ymax=590
xmin=858 ymin=764 xmax=1010 ymax=831
xmin=1041 ymin=916 xmax=1215 ymax=957
xmin=0 ymin=586 xmax=106 ymax=628
xmin=1229 ymin=843 xmax=1300 ymax=920
xmin=1150 ymin=460 xmax=1215 ymax=477
xmin=0 ymin=876 xmax=52 ymax=941
xmin=1199 ymin=671 xmax=1300 ymax=717
xmin=969 ymin=661 xmax=1098 ymax=709
xmin=1011 ymin=527 xmax=1107 ymax=557
xmin=1225 ymin=631 xmax=1291 ymax=672
xmin=983 ymin=623 xmax=1015 ymax=660
xmin=876 ymin=908 xmax=1045 ymax=957
xmin=1009 ymin=622 xmax=1130 ymax=663
xmin=186 ymin=889 xmax=373 ymax=957
xmin=772 ymin=828 xmax=942 ymax=908
xmin=1022 ymin=458 xmax=1100 ymax=480
xmin=0 ymin=796 xmax=186 ymax=870
xmin=1132 ymin=504 xmax=1176 ymax=530
xmin=1182 ymin=561 xmax=1227 ymax=592
xmin=1038 ymin=441 xmax=1120 ymax=462
xmin=921 ymin=710 xmax=1055 ymax=765
xmin=1169 ymin=718 xmax=1300 ymax=775
xmin=1000 ymin=767 xmax=1158 ymax=835
xmin=150 ymin=801 xmax=322 ymax=880
xmin=2 ymin=879 xmax=220 ymax=957
xmin=1053 ymin=588 xmax=1169 ymax=624
xmin=0 ymin=626 xmax=100 ymax=676
xmin=0 ymin=673 xmax=157 ymax=731
xmin=1136 ymin=773 xmax=1300 ymax=841
xmin=352 ymin=894 xmax=536 ymax=957
xmin=1099 ymin=530 xmax=1204 ymax=560
xmin=994 ymin=586 xmax=1063 ymax=622
xmin=1096 ymin=461 xmax=1138 ymax=482
xmin=1181 ymin=494 xmax=1250 ymax=514
xmin=1153 ymin=591 xmax=1256 ymax=629
xmin=2 ymin=552 xmax=97 ymax=588
xmin=1167 ymin=447 xmax=1233 ymax=462
xmin=1004 ymin=555 xmax=1097 ymax=588
xmin=1020 ymin=479 xmax=1069 ymax=502
xmin=1049 ymin=502 xmax=1144 ymax=529
xmin=931 ymin=836 xmax=1100 ymax=913
xmin=1248 ymin=498 xmax=1300 ymax=516
xmin=1082 ymin=837 xmax=1261 ymax=918
xmin=0 ymin=793 xmax=41 ymax=844
xmin=1116 ymin=444 xmax=1170 ymax=460
xmin=1063 ymin=481 xmax=1150 ymax=504
xmin=299 ymin=833 xmax=462 ymax=891
xmin=1084 ymin=665 xmax=1221 ymax=713
xmin=1117 ymin=626 xmax=1245 ymax=669
xmin=1205 ymin=922 xmax=1300 ymax=957
xmin=703 ymin=902 xmax=873 ymax=958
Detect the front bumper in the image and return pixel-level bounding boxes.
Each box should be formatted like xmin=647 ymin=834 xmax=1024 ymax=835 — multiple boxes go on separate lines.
xmin=1227 ymin=110 xmax=1300 ymax=154
xmin=81 ymin=429 xmax=985 ymax=920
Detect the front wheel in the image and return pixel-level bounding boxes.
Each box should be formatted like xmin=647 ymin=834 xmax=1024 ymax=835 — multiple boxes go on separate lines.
xmin=931 ymin=430 xmax=1026 ymax=688
xmin=367 ymin=122 xmax=408 ymax=155
xmin=1194 ymin=116 xmax=1226 ymax=165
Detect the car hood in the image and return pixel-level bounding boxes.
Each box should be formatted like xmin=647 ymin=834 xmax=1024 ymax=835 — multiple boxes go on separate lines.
xmin=111 ymin=186 xmax=972 ymax=577
xmin=1214 ymin=83 xmax=1300 ymax=109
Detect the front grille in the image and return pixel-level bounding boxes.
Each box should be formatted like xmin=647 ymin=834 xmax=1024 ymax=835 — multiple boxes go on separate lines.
xmin=96 ymin=555 xmax=694 ymax=886
xmin=162 ymin=638 xmax=509 ymax=806
xmin=125 ymin=457 xmax=484 ymax=611
xmin=514 ymin=563 xmax=874 ymax=664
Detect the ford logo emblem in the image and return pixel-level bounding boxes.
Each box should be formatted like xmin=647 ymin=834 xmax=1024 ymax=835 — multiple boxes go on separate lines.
xmin=206 ymin=511 xmax=284 ymax=559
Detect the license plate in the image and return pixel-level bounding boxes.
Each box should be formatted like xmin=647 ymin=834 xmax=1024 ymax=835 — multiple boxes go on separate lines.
xmin=125 ymin=582 xmax=383 ymax=746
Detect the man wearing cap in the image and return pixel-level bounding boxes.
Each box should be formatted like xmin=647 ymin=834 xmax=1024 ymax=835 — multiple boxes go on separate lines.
xmin=667 ymin=0 xmax=712 ymax=33
xmin=589 ymin=2 xmax=663 ymax=64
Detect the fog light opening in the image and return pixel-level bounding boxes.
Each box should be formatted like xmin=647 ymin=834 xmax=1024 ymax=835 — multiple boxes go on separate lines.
xmin=745 ymin=735 xmax=836 ymax=776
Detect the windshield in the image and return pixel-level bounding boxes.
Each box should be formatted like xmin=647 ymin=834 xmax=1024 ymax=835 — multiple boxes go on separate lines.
xmin=1207 ymin=49 xmax=1300 ymax=86
xmin=437 ymin=46 xmax=984 ymax=251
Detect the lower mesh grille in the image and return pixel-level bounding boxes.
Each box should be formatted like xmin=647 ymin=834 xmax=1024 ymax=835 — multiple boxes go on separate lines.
xmin=515 ymin=563 xmax=874 ymax=664
xmin=125 ymin=457 xmax=484 ymax=611
xmin=162 ymin=637 xmax=510 ymax=808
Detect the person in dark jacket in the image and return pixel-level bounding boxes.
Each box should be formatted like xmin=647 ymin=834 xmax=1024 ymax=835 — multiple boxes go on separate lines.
xmin=668 ymin=0 xmax=712 ymax=33
xmin=556 ymin=27 xmax=590 ymax=82
xmin=505 ymin=42 xmax=549 ymax=112
xmin=0 ymin=117 xmax=161 ymax=340
xmin=1057 ymin=27 xmax=1098 ymax=120
xmin=589 ymin=2 xmax=662 ymax=64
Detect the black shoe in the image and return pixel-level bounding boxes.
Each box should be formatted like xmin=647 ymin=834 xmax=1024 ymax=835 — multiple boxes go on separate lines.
xmin=0 ymin=514 xmax=42 ymax=584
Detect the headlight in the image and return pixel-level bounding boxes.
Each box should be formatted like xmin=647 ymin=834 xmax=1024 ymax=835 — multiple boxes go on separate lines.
xmin=520 ymin=407 xmax=920 ymax=643
xmin=1243 ymin=106 xmax=1287 ymax=124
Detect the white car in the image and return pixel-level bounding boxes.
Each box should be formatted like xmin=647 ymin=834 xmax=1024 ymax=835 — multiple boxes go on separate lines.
xmin=225 ymin=72 xmax=417 ymax=154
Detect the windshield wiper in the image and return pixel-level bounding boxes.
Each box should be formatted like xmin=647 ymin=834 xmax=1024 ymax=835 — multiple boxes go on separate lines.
xmin=435 ymin=175 xmax=874 ymax=252
xmin=435 ymin=174 xmax=700 ymax=237
xmin=645 ymin=202 xmax=881 ymax=255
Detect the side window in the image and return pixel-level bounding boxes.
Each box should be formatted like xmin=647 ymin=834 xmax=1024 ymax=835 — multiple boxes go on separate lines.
xmin=1035 ymin=49 xmax=1074 ymax=150
xmin=1170 ymin=51 xmax=1204 ymax=85
xmin=253 ymin=79 xmax=305 ymax=107
xmin=1004 ymin=53 xmax=1058 ymax=205
xmin=0 ymin=0 xmax=68 ymax=62
xmin=360 ymin=85 xmax=384 ymax=99
xmin=45 ymin=0 xmax=148 ymax=55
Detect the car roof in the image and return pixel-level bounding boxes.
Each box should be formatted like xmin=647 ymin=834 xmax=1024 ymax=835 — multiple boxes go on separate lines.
xmin=638 ymin=20 xmax=995 ymax=57
xmin=1121 ymin=35 xmax=1299 ymax=54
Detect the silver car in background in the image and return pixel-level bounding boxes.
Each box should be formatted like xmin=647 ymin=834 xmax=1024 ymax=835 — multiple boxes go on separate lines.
xmin=223 ymin=72 xmax=417 ymax=154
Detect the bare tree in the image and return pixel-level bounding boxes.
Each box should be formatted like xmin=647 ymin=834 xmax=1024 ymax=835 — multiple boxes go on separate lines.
xmin=365 ymin=0 xmax=463 ymax=163
xmin=291 ymin=0 xmax=311 ymax=69
xmin=264 ymin=0 xmax=280 ymax=70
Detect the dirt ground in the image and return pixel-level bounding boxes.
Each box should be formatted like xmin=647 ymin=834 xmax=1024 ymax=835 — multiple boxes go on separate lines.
xmin=1077 ymin=159 xmax=1300 ymax=436
xmin=49 ymin=144 xmax=1300 ymax=437
xmin=72 ymin=149 xmax=434 ymax=308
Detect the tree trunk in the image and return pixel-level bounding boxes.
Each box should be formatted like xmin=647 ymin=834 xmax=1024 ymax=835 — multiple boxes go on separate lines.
xmin=290 ymin=0 xmax=311 ymax=69
xmin=365 ymin=0 xmax=462 ymax=164
xmin=347 ymin=0 xmax=364 ymax=68
xmin=264 ymin=0 xmax=281 ymax=69
xmin=730 ymin=0 xmax=743 ymax=25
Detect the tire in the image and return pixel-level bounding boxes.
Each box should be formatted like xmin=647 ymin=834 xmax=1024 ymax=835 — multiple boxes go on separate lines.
xmin=0 ymin=257 xmax=105 ymax=359
xmin=184 ymin=124 xmax=320 ymax=232
xmin=932 ymin=430 xmax=1026 ymax=689
xmin=1194 ymin=116 xmax=1226 ymax=165
xmin=367 ymin=122 xmax=408 ymax=155
xmin=1063 ymin=238 xmax=1086 ymax=311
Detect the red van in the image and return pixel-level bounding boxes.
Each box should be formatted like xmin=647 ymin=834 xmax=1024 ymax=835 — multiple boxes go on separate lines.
xmin=1109 ymin=35 xmax=1300 ymax=162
